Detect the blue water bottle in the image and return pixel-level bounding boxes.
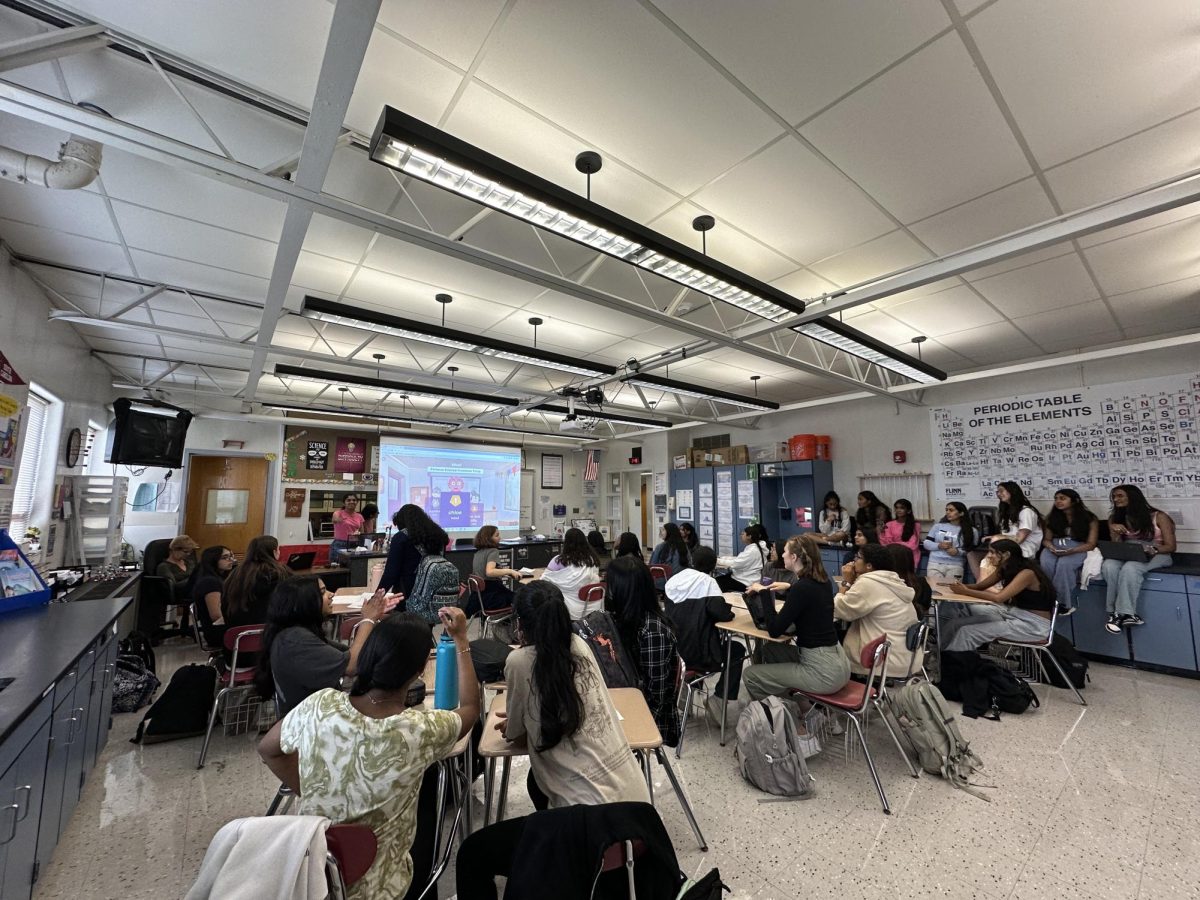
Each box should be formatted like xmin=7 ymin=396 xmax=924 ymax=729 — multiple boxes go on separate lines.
xmin=433 ymin=634 xmax=459 ymax=710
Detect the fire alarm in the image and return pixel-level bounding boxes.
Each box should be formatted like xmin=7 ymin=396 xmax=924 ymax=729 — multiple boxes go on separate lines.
xmin=892 ymin=450 xmax=907 ymax=464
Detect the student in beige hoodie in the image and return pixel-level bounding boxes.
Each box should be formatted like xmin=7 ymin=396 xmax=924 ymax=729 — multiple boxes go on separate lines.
xmin=834 ymin=543 xmax=920 ymax=678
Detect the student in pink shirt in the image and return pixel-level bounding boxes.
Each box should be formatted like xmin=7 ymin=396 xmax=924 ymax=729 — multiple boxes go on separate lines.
xmin=879 ymin=498 xmax=921 ymax=570
xmin=330 ymin=494 xmax=365 ymax=563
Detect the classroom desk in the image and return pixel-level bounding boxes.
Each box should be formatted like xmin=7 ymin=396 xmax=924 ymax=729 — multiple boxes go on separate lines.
xmin=927 ymin=587 xmax=999 ymax=669
xmin=715 ymin=610 xmax=792 ymax=746
xmin=478 ymin=688 xmax=707 ymax=850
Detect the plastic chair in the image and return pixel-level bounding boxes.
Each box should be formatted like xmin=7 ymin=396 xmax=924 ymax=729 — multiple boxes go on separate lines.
xmin=197 ymin=625 xmax=264 ymax=769
xmin=903 ymin=620 xmax=931 ymax=681
xmin=648 ymin=564 xmax=673 ymax=583
xmin=467 ymin=574 xmax=515 ymax=639
xmin=577 ymin=582 xmax=606 ymax=615
xmin=599 ymin=838 xmax=647 ymax=899
xmin=791 ymin=635 xmax=919 ymax=814
xmin=675 ymin=663 xmax=719 ymax=759
xmin=325 ymin=824 xmax=378 ymax=900
xmin=994 ymin=604 xmax=1086 ymax=707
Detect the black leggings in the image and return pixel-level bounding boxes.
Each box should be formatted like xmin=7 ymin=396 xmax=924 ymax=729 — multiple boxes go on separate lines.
xmin=715 ymin=573 xmax=748 ymax=593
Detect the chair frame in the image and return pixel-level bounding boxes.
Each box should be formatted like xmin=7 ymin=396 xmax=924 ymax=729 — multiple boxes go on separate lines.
xmin=577 ymin=582 xmax=606 ymax=616
xmin=325 ymin=823 xmax=378 ymax=900
xmin=190 ymin=601 xmax=220 ymax=655
xmin=468 ymin=574 xmax=515 ymax=640
xmin=993 ymin=603 xmax=1086 ymax=706
xmin=675 ymin=663 xmax=720 ymax=759
xmin=795 ymin=636 xmax=919 ymax=814
xmin=197 ymin=625 xmax=264 ymax=769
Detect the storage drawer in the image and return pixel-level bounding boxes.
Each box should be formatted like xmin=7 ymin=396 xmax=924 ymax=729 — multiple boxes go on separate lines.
xmin=0 ymin=693 xmax=52 ymax=778
xmin=53 ymin=665 xmax=80 ymax=710
xmin=1185 ymin=576 xmax=1200 ymax=597
xmin=1140 ymin=573 xmax=1186 ymax=594
xmin=1131 ymin=592 xmax=1196 ymax=671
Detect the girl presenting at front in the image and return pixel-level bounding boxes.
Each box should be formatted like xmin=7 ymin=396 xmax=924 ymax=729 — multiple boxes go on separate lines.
xmin=1102 ymin=484 xmax=1176 ymax=633
xmin=715 ymin=523 xmax=771 ymax=592
xmin=499 ymin=581 xmax=650 ymax=809
xmin=879 ymin=498 xmax=921 ymax=569
xmin=923 ymin=502 xmax=974 ymax=581
xmin=1039 ymin=489 xmax=1098 ymax=615
xmin=938 ymin=539 xmax=1055 ymax=651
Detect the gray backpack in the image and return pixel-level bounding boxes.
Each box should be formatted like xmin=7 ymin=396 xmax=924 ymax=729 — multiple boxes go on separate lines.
xmin=734 ymin=696 xmax=815 ymax=801
xmin=888 ymin=677 xmax=990 ymax=800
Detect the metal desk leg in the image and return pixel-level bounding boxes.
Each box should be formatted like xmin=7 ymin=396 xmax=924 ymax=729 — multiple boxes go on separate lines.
xmin=720 ymin=635 xmax=733 ymax=746
xmin=496 ymin=757 xmax=512 ymax=822
xmin=640 ymin=750 xmax=654 ymax=804
xmin=463 ymin=743 xmax=475 ymax=835
xmin=933 ymin=600 xmax=942 ymax=678
xmin=432 ymin=762 xmax=449 ymax=869
xmin=656 ymin=747 xmax=707 ymax=851
xmin=483 ymin=758 xmax=496 ymax=827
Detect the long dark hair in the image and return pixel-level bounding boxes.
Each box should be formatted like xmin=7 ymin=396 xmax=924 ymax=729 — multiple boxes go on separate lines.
xmin=349 ymin=613 xmax=434 ymax=697
xmin=658 ymin=522 xmax=691 ymax=569
xmin=996 ymin=481 xmax=1042 ymax=532
xmin=614 ymin=532 xmax=642 ymax=558
xmin=1110 ymin=484 xmax=1157 ymax=536
xmin=941 ymin=502 xmax=975 ymax=550
xmin=515 ymin=581 xmax=583 ymax=751
xmin=678 ymin=522 xmax=698 ymax=550
xmin=744 ymin=523 xmax=770 ymax=569
xmin=604 ymin=556 xmax=670 ymax=660
xmin=988 ymin=539 xmax=1055 ymax=603
xmin=223 ymin=535 xmax=289 ymax=617
xmin=586 ymin=530 xmax=607 ymax=556
xmin=822 ymin=490 xmax=844 ymax=512
xmin=255 ymin=576 xmax=325 ymax=699
xmin=856 ymin=491 xmax=890 ymax=530
xmin=892 ymin=498 xmax=916 ymax=542
xmin=191 ymin=545 xmax=230 ymax=594
xmin=1046 ymin=489 xmax=1097 ymax=541
xmin=398 ymin=504 xmax=449 ymax=555
xmin=558 ymin=527 xmax=598 ymax=568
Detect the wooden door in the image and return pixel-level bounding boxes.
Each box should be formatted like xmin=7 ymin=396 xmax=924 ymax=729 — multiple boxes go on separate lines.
xmin=184 ymin=455 xmax=270 ymax=553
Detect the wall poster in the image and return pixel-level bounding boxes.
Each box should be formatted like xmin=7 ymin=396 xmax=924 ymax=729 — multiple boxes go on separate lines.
xmin=0 ymin=352 xmax=29 ymax=533
xmin=306 ymin=440 xmax=329 ymax=470
xmin=541 ymin=454 xmax=563 ymax=489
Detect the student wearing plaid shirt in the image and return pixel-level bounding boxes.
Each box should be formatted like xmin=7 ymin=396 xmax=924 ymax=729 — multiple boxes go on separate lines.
xmin=604 ymin=556 xmax=682 ymax=747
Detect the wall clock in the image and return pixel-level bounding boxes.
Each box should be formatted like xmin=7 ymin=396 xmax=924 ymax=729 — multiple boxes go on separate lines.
xmin=64 ymin=427 xmax=83 ymax=468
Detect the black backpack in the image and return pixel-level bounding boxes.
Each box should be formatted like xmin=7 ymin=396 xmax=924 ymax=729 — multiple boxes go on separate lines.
xmin=119 ymin=631 xmax=156 ymax=675
xmin=939 ymin=651 xmax=1039 ymax=719
xmin=987 ymin=665 xmax=1039 ymax=716
xmin=1045 ymin=632 xmax=1089 ymax=690
xmin=111 ymin=655 xmax=160 ymax=714
xmin=572 ymin=610 xmax=638 ymax=689
xmin=131 ymin=664 xmax=217 ymax=744
xmin=469 ymin=638 xmax=513 ymax=683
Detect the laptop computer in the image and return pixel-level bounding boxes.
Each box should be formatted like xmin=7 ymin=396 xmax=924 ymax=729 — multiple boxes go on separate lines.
xmin=1096 ymin=540 xmax=1151 ymax=562
xmin=285 ymin=551 xmax=316 ymax=571
xmin=742 ymin=590 xmax=770 ymax=630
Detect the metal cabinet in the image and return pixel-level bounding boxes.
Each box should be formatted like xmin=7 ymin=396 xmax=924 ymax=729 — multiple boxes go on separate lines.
xmin=35 ymin=671 xmax=81 ymax=874
xmin=1129 ymin=591 xmax=1196 ymax=671
xmin=59 ymin=656 xmax=94 ymax=831
xmin=96 ymin=635 xmax=119 ymax=758
xmin=1070 ymin=583 xmax=1132 ymax=661
xmin=1 ymin=714 xmax=53 ymax=900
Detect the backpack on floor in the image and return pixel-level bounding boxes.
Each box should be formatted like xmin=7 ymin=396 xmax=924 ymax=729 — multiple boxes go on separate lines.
xmin=1045 ymin=632 xmax=1089 ymax=690
xmin=119 ymin=631 xmax=157 ymax=674
xmin=734 ymin=696 xmax=815 ymax=800
xmin=131 ymin=664 xmax=217 ymax=744
xmin=677 ymin=867 xmax=731 ymax=900
xmin=888 ymin=677 xmax=990 ymax=801
xmin=985 ymin=664 xmax=1040 ymax=716
xmin=939 ymin=651 xmax=1038 ymax=719
xmin=572 ymin=610 xmax=638 ymax=689
xmin=111 ymin=654 xmax=160 ymax=714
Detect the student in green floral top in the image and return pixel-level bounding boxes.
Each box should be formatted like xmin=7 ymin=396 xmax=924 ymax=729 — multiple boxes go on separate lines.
xmin=258 ymin=607 xmax=478 ymax=900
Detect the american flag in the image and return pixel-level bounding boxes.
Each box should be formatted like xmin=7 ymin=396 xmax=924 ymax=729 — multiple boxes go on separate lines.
xmin=584 ymin=449 xmax=600 ymax=481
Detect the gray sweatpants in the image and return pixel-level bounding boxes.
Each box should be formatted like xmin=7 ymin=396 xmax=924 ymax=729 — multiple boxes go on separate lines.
xmin=939 ymin=602 xmax=1051 ymax=651
xmin=743 ymin=643 xmax=852 ymax=700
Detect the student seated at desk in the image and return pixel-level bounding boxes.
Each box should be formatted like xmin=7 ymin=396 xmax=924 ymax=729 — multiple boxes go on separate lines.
xmin=938 ymin=539 xmax=1055 ymax=651
xmin=855 ymin=491 xmax=891 ymax=543
xmin=968 ymin=482 xmax=1043 ymax=578
xmin=678 ymin=521 xmax=699 ymax=554
xmin=191 ymin=545 xmax=234 ymax=648
xmin=715 ymin=523 xmax=771 ymax=592
xmin=613 ymin=531 xmax=644 ymax=561
xmin=258 ymin=608 xmax=478 ymax=900
xmin=604 ymin=557 xmax=682 ymax=747
xmin=586 ymin=529 xmax=610 ymax=566
xmin=255 ymin=576 xmax=387 ymax=717
xmin=471 ymin=524 xmax=523 ymax=615
xmin=222 ymin=535 xmax=289 ymax=629
xmin=664 ymin=546 xmax=745 ymax=724
xmin=649 ymin=523 xmax=692 ymax=574
xmin=498 ymin=581 xmax=650 ymax=810
xmin=157 ymin=534 xmax=198 ymax=600
xmin=742 ymin=535 xmax=851 ymax=750
xmin=834 ymin=544 xmax=919 ymax=679
xmin=541 ymin=528 xmax=601 ymax=619
xmin=885 ymin=543 xmax=933 ymax=618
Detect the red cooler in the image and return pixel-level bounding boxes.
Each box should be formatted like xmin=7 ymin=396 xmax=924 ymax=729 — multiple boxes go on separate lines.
xmin=816 ymin=435 xmax=832 ymax=460
xmin=788 ymin=434 xmax=817 ymax=460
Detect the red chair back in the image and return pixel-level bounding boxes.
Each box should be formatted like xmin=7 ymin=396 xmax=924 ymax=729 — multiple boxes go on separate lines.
xmin=338 ymin=616 xmax=363 ymax=642
xmin=326 ymin=824 xmax=378 ymax=887
xmin=467 ymin=574 xmax=486 ymax=593
xmin=600 ymin=837 xmax=646 ymax=873
xmin=859 ymin=634 xmax=888 ymax=671
xmin=222 ymin=625 xmax=264 ymax=680
xmin=578 ymin=582 xmax=606 ymax=607
xmin=649 ymin=564 xmax=672 ymax=582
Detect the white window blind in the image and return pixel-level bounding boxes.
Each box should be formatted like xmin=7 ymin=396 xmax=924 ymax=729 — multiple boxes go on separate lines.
xmin=10 ymin=390 xmax=50 ymax=539
xmin=82 ymin=422 xmax=100 ymax=468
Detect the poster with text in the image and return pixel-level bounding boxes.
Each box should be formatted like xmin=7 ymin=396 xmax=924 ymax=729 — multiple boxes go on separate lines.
xmin=306 ymin=440 xmax=329 ymax=470
xmin=0 ymin=353 xmax=28 ymax=533
xmin=334 ymin=437 xmax=366 ymax=474
xmin=930 ymin=372 xmax=1200 ymax=504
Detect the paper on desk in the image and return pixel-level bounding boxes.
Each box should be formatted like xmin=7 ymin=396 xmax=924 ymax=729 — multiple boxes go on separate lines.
xmin=518 ymin=567 xmax=535 ymax=576
xmin=339 ymin=593 xmax=371 ymax=610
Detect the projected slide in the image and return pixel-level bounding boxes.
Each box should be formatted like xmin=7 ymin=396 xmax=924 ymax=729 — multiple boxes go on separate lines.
xmin=379 ymin=439 xmax=522 ymax=533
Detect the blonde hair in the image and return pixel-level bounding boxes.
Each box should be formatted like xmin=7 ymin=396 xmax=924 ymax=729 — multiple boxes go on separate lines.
xmin=783 ymin=534 xmax=828 ymax=583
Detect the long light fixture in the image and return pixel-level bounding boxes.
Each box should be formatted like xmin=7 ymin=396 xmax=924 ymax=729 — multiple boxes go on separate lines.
xmin=301 ymin=296 xmax=616 ymax=379
xmin=534 ymin=403 xmax=672 ymax=429
xmin=794 ymin=318 xmax=946 ymax=384
xmin=272 ymin=363 xmax=521 ymax=407
xmin=369 ymin=107 xmax=805 ymax=323
xmin=620 ymin=374 xmax=780 ymax=411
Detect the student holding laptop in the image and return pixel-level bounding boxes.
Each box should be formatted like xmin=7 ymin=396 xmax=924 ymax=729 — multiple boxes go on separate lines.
xmin=1100 ymin=484 xmax=1176 ymax=634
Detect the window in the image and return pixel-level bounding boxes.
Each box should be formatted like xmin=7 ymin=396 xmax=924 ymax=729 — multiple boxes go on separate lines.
xmin=82 ymin=421 xmax=101 ymax=469
xmin=10 ymin=389 xmax=50 ymax=539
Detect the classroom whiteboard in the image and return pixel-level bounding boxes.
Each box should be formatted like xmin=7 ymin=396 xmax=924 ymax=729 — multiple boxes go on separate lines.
xmin=930 ymin=373 xmax=1200 ymax=504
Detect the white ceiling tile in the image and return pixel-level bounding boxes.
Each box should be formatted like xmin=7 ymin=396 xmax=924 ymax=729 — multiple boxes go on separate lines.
xmin=907 ymin=177 xmax=1058 ymax=256
xmin=962 ymin=243 xmax=1075 ymax=283
xmin=322 ymin=146 xmax=406 ymax=216
xmin=935 ymin=320 xmax=1040 ymax=366
xmin=648 ymin=202 xmax=796 ymax=283
xmin=581 ymin=258 xmax=685 ymax=315
xmin=441 ymin=82 xmax=679 ymax=225
xmin=344 ymin=30 xmax=463 ymax=135
xmin=1082 ymin=215 xmax=1200 ymax=296
xmin=376 ymin=0 xmax=506 ymax=69
xmin=691 ymin=137 xmax=896 ymax=264
xmin=1107 ymin=275 xmax=1200 ymax=329
xmin=0 ymin=179 xmax=119 ymax=243
xmin=343 ymin=266 xmax=518 ymax=331
xmin=519 ymin=292 xmax=668 ymax=342
xmin=302 ymin=214 xmax=374 ymax=264
xmin=112 ymin=201 xmax=278 ymax=278
xmin=969 ymin=252 xmax=1099 ymax=319
xmin=488 ymin=308 xmax=614 ymax=353
xmin=473 ymin=0 xmax=783 ymax=195
xmin=1010 ymin=300 xmax=1121 ymax=348
xmin=128 ymin=249 xmax=269 ymax=299
xmin=867 ymin=277 xmax=961 ymax=311
xmin=177 ymin=79 xmax=303 ymax=169
xmin=1076 ymin=207 xmax=1200 ymax=252
xmin=292 ymin=252 xmax=356 ymax=295
xmin=969 ymin=0 xmax=1200 ymax=166
xmin=655 ymin=0 xmax=950 ymax=124
xmin=0 ymin=220 xmax=131 ymax=273
xmin=799 ymin=34 xmax=1032 ymax=222
xmin=887 ymin=285 xmax=1005 ymax=336
xmin=808 ymin=230 xmax=932 ymax=288
xmin=769 ymin=268 xmax=841 ymax=300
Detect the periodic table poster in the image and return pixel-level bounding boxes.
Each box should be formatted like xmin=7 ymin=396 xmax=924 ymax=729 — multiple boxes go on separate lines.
xmin=931 ymin=373 xmax=1200 ymax=503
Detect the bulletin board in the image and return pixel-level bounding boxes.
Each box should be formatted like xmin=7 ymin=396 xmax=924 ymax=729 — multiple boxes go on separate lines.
xmin=931 ymin=373 xmax=1200 ymax=503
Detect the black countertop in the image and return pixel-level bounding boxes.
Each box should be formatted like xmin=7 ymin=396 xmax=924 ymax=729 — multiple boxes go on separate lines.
xmin=0 ymin=597 xmax=132 ymax=745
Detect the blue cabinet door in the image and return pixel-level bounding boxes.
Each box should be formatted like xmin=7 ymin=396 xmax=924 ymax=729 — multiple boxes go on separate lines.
xmin=58 ymin=660 xmax=93 ymax=834
xmin=97 ymin=637 xmax=119 ymax=756
xmin=1130 ymin=591 xmax=1197 ymax=671
xmin=2 ymin=716 xmax=52 ymax=900
xmin=1071 ymin=584 xmax=1131 ymax=660
xmin=35 ymin=691 xmax=77 ymax=872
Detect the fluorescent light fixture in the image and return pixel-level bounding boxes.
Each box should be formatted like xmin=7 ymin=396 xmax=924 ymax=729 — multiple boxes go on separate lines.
xmin=272 ymin=363 xmax=521 ymax=407
xmin=619 ymin=374 xmax=780 ymax=411
xmin=534 ymin=403 xmax=672 ymax=429
xmin=461 ymin=422 xmax=601 ymax=443
xmin=369 ymin=107 xmax=805 ymax=323
xmin=794 ymin=318 xmax=946 ymax=384
xmin=301 ymin=296 xmax=616 ymax=379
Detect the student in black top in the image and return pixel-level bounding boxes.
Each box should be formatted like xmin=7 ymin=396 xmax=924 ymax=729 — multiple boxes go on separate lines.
xmin=586 ymin=529 xmax=609 ymax=564
xmin=255 ymin=576 xmax=387 ymax=716
xmin=677 ymin=522 xmax=699 ymax=554
xmin=938 ymin=539 xmax=1055 ymax=651
xmin=742 ymin=534 xmax=852 ymax=702
xmin=222 ymin=535 xmax=290 ymax=628
xmin=192 ymin=545 xmax=234 ymax=647
xmin=379 ymin=504 xmax=445 ymax=598
xmin=855 ymin=491 xmax=890 ymax=543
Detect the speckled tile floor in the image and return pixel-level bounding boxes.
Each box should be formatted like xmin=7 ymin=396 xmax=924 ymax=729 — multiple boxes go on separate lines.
xmin=33 ymin=640 xmax=1200 ymax=900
